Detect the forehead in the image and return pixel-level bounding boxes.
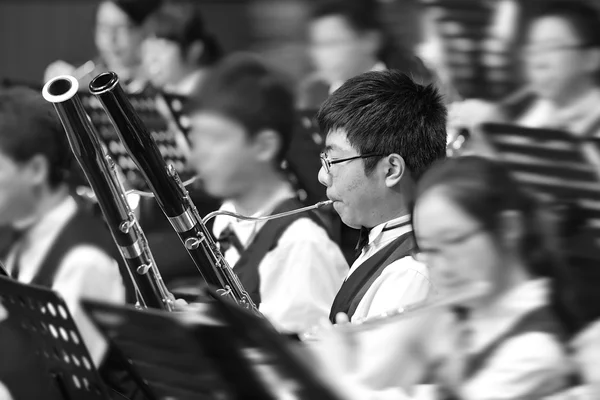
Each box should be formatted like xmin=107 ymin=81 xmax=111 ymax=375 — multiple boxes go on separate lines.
xmin=324 ymin=128 xmax=354 ymax=152
xmin=310 ymin=15 xmax=358 ymax=39
xmin=527 ymin=16 xmax=580 ymax=43
xmin=97 ymin=1 xmax=131 ymax=25
xmin=414 ymin=189 xmax=478 ymax=236
xmin=189 ymin=111 xmax=246 ymax=136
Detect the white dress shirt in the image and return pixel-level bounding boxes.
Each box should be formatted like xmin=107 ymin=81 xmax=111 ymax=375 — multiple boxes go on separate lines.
xmin=317 ymin=278 xmax=571 ymax=400
xmin=348 ymin=215 xmax=433 ymax=322
xmin=5 ymin=196 xmax=125 ymax=366
xmin=213 ymin=183 xmax=348 ymax=333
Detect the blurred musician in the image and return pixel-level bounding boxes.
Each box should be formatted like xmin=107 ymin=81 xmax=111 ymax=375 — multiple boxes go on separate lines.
xmin=0 ymin=88 xmax=125 ymax=397
xmin=451 ymin=1 xmax=600 ymax=146
xmin=43 ymin=0 xmax=162 ymax=92
xmin=298 ymin=0 xmax=431 ymax=110
xmin=316 ymin=70 xmax=445 ymax=326
xmin=184 ymin=54 xmax=348 ymax=333
xmin=142 ymin=2 xmax=222 ymax=96
xmin=310 ymin=156 xmax=580 ymax=400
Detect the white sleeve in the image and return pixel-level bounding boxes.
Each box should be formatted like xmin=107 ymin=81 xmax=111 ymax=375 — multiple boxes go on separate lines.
xmin=52 ymin=246 xmax=125 ymax=366
xmin=257 ymin=218 xmax=348 ymax=333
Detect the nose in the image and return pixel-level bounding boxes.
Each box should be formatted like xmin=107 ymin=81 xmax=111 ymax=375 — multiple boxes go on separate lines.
xmin=318 ymin=165 xmax=330 ymax=187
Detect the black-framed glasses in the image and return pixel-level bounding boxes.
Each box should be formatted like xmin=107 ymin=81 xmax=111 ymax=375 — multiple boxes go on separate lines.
xmin=320 ymin=152 xmax=384 ymax=173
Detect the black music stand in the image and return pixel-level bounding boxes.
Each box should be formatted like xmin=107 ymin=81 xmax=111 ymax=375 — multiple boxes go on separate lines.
xmin=78 ymin=91 xmax=194 ymax=190
xmin=477 ymin=122 xmax=600 ymax=320
xmin=82 ymin=299 xmax=275 ymax=400
xmin=0 ymin=276 xmax=112 ymax=400
xmin=205 ymin=288 xmax=343 ymax=400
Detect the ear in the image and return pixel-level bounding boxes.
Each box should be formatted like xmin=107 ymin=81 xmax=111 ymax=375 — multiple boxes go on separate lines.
xmin=23 ymin=154 xmax=50 ymax=187
xmin=498 ymin=209 xmax=524 ymax=249
xmin=252 ymin=129 xmax=281 ymax=164
xmin=383 ymin=153 xmax=405 ymax=188
xmin=185 ymin=41 xmax=205 ymax=65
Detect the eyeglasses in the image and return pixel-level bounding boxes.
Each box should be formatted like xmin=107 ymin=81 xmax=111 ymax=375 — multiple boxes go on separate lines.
xmin=320 ymin=152 xmax=384 ymax=173
xmin=418 ymin=227 xmax=484 ymax=262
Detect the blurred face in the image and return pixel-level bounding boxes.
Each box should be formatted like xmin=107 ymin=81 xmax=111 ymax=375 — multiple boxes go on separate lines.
xmin=318 ymin=128 xmax=383 ymax=229
xmin=188 ymin=112 xmax=257 ymax=199
xmin=142 ymin=37 xmax=189 ymax=88
xmin=95 ymin=1 xmax=144 ymax=70
xmin=524 ymin=16 xmax=598 ymax=102
xmin=0 ymin=151 xmax=38 ymax=225
xmin=309 ymin=15 xmax=378 ymax=84
xmin=414 ymin=189 xmax=504 ymax=301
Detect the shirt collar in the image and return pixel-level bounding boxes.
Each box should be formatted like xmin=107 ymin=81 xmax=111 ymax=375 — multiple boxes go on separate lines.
xmin=24 ymin=196 xmax=78 ymax=243
xmin=368 ymin=214 xmax=412 ymax=246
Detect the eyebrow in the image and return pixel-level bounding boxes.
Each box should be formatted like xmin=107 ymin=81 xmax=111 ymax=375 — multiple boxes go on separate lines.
xmin=323 ymin=144 xmax=340 ymax=153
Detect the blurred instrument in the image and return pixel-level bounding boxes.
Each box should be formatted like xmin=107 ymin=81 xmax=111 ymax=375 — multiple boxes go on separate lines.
xmin=447 ymin=85 xmax=533 ymax=157
xmin=314 ymin=282 xmax=490 ymax=337
xmin=42 ymin=75 xmax=174 ymax=311
xmin=88 ymin=71 xmax=258 ymax=311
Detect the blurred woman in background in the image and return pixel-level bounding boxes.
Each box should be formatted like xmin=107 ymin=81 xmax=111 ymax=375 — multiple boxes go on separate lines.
xmin=43 ymin=0 xmax=161 ymax=92
xmin=142 ymin=2 xmax=223 ymax=96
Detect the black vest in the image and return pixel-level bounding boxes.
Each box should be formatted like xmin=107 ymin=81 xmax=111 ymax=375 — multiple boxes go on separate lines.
xmin=441 ymin=306 xmax=572 ymax=400
xmin=329 ymin=231 xmax=417 ymax=323
xmin=232 ymin=197 xmax=329 ymax=306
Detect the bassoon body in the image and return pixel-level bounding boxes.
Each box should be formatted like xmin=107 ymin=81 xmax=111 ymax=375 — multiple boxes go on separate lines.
xmin=88 ymin=72 xmax=257 ymax=312
xmin=42 ymin=75 xmax=174 ymax=311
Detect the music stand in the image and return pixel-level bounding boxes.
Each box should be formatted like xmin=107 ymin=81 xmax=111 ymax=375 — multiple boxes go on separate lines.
xmin=0 ymin=276 xmax=112 ymax=400
xmin=205 ymin=288 xmax=343 ymax=400
xmin=78 ymin=91 xmax=194 ymax=191
xmin=82 ymin=299 xmax=275 ymax=400
xmin=477 ymin=122 xmax=600 ymax=320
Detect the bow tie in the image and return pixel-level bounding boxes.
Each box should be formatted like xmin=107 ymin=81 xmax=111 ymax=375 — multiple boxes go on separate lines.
xmin=355 ymin=226 xmax=371 ymax=257
xmin=217 ymin=225 xmax=245 ymax=254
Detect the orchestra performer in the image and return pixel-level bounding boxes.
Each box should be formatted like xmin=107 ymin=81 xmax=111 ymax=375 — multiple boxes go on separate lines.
xmin=43 ymin=0 xmax=162 ymax=92
xmin=298 ymin=0 xmax=431 ymax=110
xmin=450 ymin=0 xmax=600 ymax=145
xmin=183 ymin=54 xmax=348 ymax=333
xmin=0 ymin=88 xmax=125 ymax=397
xmin=142 ymin=2 xmax=222 ymax=96
xmin=317 ymin=69 xmax=446 ymax=325
xmin=310 ymin=156 xmax=580 ymax=400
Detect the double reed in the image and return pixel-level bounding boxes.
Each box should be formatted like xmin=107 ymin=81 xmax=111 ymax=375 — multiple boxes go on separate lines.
xmin=88 ymin=72 xmax=257 ymax=311
xmin=42 ymin=75 xmax=174 ymax=311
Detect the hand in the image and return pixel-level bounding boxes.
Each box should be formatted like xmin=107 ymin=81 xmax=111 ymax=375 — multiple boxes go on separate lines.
xmin=44 ymin=60 xmax=76 ymax=83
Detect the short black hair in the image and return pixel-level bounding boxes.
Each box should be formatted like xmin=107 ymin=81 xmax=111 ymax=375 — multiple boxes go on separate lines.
xmin=533 ymin=1 xmax=600 ymax=48
xmin=185 ymin=53 xmax=295 ymax=164
xmin=316 ymin=70 xmax=447 ymax=180
xmin=110 ymin=0 xmax=162 ymax=26
xmin=144 ymin=2 xmax=222 ymax=66
xmin=0 ymin=87 xmax=72 ymax=187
